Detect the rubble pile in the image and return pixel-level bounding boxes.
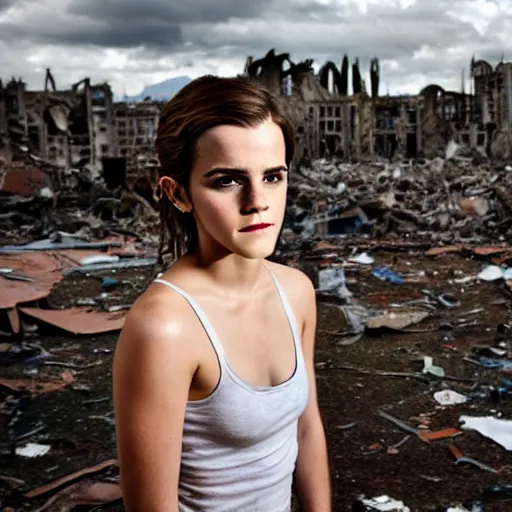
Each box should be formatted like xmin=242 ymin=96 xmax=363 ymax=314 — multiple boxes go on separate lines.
xmin=287 ymin=157 xmax=512 ymax=243
xmin=0 ymin=165 xmax=159 ymax=247
xmin=2 ymin=150 xmax=512 ymax=511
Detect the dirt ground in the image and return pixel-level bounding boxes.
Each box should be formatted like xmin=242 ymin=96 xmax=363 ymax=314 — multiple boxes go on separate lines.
xmin=1 ymin=242 xmax=512 ymax=511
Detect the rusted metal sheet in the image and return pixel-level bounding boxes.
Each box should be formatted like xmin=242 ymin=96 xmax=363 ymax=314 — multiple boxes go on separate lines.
xmin=0 ymin=370 xmax=74 ymax=396
xmin=0 ymin=250 xmax=106 ymax=309
xmin=418 ymin=428 xmax=462 ymax=442
xmin=472 ymin=246 xmax=510 ymax=256
xmin=426 ymin=245 xmax=510 ymax=257
xmin=19 ymin=307 xmax=126 ymax=334
xmin=425 ymin=245 xmax=465 ymax=256
xmin=24 ymin=459 xmax=118 ymax=498
xmin=0 ymin=252 xmax=64 ymax=309
xmin=0 ymin=166 xmax=51 ymax=197
xmin=6 ymin=308 xmax=20 ymax=333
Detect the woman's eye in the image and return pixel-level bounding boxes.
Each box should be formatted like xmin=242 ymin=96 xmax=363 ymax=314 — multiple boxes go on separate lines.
xmin=214 ymin=177 xmax=237 ymax=187
xmin=265 ymin=174 xmax=282 ymax=183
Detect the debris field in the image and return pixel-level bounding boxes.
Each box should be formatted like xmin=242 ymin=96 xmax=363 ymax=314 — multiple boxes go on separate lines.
xmin=1 ymin=157 xmax=512 ymax=512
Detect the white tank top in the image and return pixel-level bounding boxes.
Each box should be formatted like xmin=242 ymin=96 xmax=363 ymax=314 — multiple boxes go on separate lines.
xmin=153 ymin=265 xmax=309 ymax=512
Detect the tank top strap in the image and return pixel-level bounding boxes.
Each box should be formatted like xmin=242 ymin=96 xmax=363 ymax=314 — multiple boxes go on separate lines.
xmin=262 ymin=264 xmax=302 ymax=349
xmin=152 ymin=278 xmax=228 ymax=362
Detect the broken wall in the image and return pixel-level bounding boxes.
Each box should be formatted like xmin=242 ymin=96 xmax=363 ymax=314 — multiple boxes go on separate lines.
xmin=113 ymin=101 xmax=160 ymax=181
xmin=247 ymin=49 xmax=512 ymax=163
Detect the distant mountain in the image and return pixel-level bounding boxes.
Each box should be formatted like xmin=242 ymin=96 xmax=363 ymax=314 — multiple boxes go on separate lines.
xmin=118 ymin=76 xmax=192 ymax=102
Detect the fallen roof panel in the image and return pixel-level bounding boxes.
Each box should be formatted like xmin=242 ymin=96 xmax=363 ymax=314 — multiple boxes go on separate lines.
xmin=0 ymin=250 xmax=110 ymax=309
xmin=19 ymin=307 xmax=126 ymax=334
xmin=0 ymin=252 xmax=64 ymax=309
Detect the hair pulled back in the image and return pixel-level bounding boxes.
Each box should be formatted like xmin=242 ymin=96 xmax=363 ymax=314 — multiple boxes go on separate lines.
xmin=155 ymin=75 xmax=295 ymax=264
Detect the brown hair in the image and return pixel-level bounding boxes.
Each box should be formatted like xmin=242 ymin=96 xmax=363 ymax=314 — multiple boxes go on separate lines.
xmin=155 ymin=75 xmax=295 ymax=264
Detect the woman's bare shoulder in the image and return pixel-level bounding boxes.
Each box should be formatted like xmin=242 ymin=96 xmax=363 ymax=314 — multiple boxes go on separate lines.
xmin=265 ymin=260 xmax=315 ymax=298
xmin=264 ymin=260 xmax=316 ymax=329
xmin=117 ymin=273 xmax=196 ymax=355
xmin=113 ymin=275 xmax=200 ymax=409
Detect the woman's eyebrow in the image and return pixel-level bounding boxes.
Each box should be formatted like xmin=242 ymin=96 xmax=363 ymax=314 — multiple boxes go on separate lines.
xmin=203 ymin=166 xmax=288 ymax=178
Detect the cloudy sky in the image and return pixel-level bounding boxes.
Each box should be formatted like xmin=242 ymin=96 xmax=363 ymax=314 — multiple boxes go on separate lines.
xmin=0 ymin=0 xmax=510 ymax=97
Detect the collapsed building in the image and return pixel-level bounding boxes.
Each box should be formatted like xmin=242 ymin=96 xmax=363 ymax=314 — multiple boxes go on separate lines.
xmin=245 ymin=49 xmax=512 ymax=163
xmin=0 ymin=69 xmax=161 ymax=196
xmin=1 ymin=54 xmax=512 ymax=198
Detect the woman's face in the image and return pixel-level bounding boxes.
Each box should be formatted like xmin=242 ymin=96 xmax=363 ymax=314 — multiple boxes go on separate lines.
xmin=187 ymin=117 xmax=288 ymax=261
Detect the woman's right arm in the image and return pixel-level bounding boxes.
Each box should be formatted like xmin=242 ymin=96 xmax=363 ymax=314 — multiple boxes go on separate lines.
xmin=113 ymin=296 xmax=196 ymax=512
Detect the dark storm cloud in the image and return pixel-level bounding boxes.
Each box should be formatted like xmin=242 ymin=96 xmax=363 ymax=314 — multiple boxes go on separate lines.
xmin=0 ymin=0 xmax=15 ymax=11
xmin=1 ymin=0 xmax=274 ymax=50
xmin=0 ymin=15 xmax=183 ymax=49
xmin=45 ymin=20 xmax=183 ymax=49
xmin=187 ymin=15 xmax=481 ymax=65
xmin=178 ymin=0 xmax=485 ymax=68
xmin=0 ymin=0 xmax=510 ymax=95
xmin=68 ymin=0 xmax=272 ymax=24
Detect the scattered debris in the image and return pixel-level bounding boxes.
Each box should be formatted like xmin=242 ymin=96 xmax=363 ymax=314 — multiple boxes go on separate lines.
xmin=477 ymin=265 xmax=512 ymax=282
xmin=0 ymin=370 xmax=74 ymax=396
xmin=449 ymin=444 xmax=499 ymax=474
xmin=15 ymin=443 xmax=51 ymax=458
xmin=289 ymin=159 xmax=512 ymax=244
xmin=24 ymin=459 xmax=118 ymax=499
xmin=459 ymin=415 xmax=512 ymax=450
xmin=31 ymin=479 xmax=121 ymax=512
xmin=348 ymin=252 xmax=375 ymax=265
xmin=18 ymin=307 xmax=126 ymax=335
xmin=1 ymin=151 xmax=512 ymax=510
xmin=423 ymin=356 xmax=445 ymax=378
xmin=434 ymin=390 xmax=468 ymax=406
xmin=372 ymin=266 xmax=404 ymax=285
xmin=352 ymin=494 xmax=410 ymax=511
xmin=367 ymin=308 xmax=429 ymax=331
xmin=377 ymin=410 xmax=462 ymax=443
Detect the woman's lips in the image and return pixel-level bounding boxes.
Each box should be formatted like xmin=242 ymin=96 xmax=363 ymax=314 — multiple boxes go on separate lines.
xmin=239 ymin=223 xmax=273 ymax=232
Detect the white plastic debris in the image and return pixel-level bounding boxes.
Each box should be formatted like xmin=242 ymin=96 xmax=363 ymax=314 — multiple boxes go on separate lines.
xmin=317 ymin=268 xmax=352 ymax=299
xmin=80 ymin=254 xmax=120 ymax=265
xmin=459 ymin=415 xmax=512 ymax=450
xmin=445 ymin=140 xmax=461 ymax=160
xmin=336 ymin=182 xmax=347 ymax=194
xmin=39 ymin=187 xmax=54 ymax=199
xmin=348 ymin=252 xmax=375 ymax=265
xmin=15 ymin=443 xmax=51 ymax=458
xmin=422 ymin=356 xmax=445 ymax=378
xmin=367 ymin=309 xmax=429 ymax=331
xmin=360 ymin=495 xmax=410 ymax=511
xmin=434 ymin=390 xmax=468 ymax=406
xmin=300 ymin=217 xmax=316 ymax=238
xmin=477 ymin=265 xmax=504 ymax=281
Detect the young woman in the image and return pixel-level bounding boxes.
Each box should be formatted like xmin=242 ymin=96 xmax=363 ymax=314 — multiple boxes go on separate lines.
xmin=113 ymin=76 xmax=331 ymax=512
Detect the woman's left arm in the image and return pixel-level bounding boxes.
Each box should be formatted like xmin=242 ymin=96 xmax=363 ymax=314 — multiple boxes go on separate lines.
xmin=294 ymin=271 xmax=331 ymax=512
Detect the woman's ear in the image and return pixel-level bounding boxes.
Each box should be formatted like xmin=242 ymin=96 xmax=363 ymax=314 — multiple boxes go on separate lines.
xmin=159 ymin=176 xmax=193 ymax=213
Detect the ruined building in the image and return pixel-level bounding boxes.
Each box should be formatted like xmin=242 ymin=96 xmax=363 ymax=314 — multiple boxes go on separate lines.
xmin=0 ymin=71 xmax=112 ymax=174
xmin=2 ymin=54 xmax=512 ymax=193
xmin=471 ymin=59 xmax=512 ymax=159
xmin=245 ymin=49 xmax=512 ymax=162
xmin=111 ymin=100 xmax=160 ymax=179
xmin=0 ymin=69 xmax=161 ymax=191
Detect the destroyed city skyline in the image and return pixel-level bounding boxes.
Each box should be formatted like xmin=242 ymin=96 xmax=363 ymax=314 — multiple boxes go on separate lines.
xmin=3 ymin=2 xmax=512 ymax=511
xmin=2 ymin=46 xmax=512 ymax=180
xmin=0 ymin=0 xmax=511 ymax=95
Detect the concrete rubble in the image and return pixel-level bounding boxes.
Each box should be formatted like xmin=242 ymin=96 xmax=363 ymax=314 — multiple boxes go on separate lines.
xmin=0 ymin=149 xmax=512 ymax=510
xmin=287 ymin=154 xmax=512 ymax=244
